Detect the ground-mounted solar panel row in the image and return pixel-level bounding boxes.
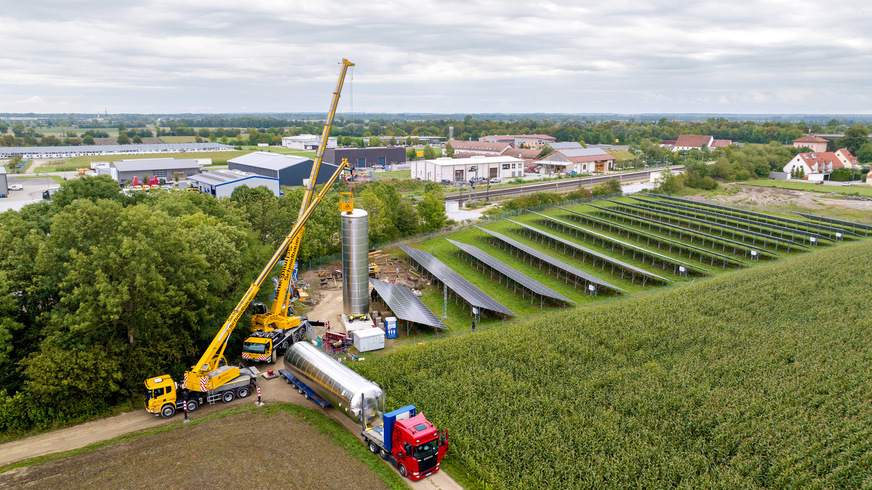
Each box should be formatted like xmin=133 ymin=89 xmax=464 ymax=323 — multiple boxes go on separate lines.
xmin=628 ymin=196 xmax=829 ymax=245
xmin=395 ymin=194 xmax=869 ymax=326
xmin=648 ymin=193 xmax=856 ymax=239
xmin=603 ymin=200 xmax=805 ymax=251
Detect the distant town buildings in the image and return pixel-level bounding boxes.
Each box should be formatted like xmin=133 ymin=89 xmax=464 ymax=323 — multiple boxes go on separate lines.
xmin=792 ymin=135 xmax=829 ymax=153
xmin=0 ymin=142 xmax=234 ymax=160
xmin=479 ymin=134 xmax=556 ymax=149
xmin=447 ymin=140 xmax=512 ymax=155
xmin=281 ymin=134 xmax=338 ymax=150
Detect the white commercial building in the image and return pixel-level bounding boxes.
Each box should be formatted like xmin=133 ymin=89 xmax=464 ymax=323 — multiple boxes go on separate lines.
xmin=411 ymin=156 xmax=525 ymax=183
xmin=186 ymin=169 xmax=280 ymax=198
xmin=281 ymin=134 xmax=338 ymax=150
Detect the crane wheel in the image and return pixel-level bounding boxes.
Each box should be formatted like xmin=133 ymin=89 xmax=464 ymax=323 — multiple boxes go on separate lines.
xmin=237 ymin=386 xmax=251 ymax=398
xmin=186 ymin=400 xmax=198 ymax=412
xmin=160 ymin=404 xmax=176 ymax=418
xmin=222 ymin=391 xmax=235 ymax=403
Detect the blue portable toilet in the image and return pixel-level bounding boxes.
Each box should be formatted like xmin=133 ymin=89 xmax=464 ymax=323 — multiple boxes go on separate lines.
xmin=385 ymin=317 xmax=398 ymax=339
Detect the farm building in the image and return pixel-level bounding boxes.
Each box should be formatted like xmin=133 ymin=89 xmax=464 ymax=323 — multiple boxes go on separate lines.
xmin=411 ymin=155 xmax=524 ymax=183
xmin=324 ymin=146 xmax=406 ymax=169
xmin=107 ymin=158 xmax=204 ymax=184
xmin=186 ymin=169 xmax=280 ymax=198
xmin=538 ymin=148 xmax=616 ymax=174
xmin=228 ymin=151 xmax=340 ymax=187
xmin=281 ymin=134 xmax=338 ymax=150
xmin=792 ymin=135 xmax=830 ymax=153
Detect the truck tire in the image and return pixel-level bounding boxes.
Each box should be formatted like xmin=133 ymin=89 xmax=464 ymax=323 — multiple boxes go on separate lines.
xmin=380 ymin=448 xmax=389 ymax=460
xmin=369 ymin=441 xmax=379 ymax=454
xmin=303 ymin=391 xmax=310 ymax=400
xmin=270 ymin=349 xmax=277 ymax=363
xmin=222 ymin=390 xmax=235 ymax=403
xmin=284 ymin=376 xmax=291 ymax=385
xmin=186 ymin=400 xmax=198 ymax=413
xmin=398 ymin=463 xmax=407 ymax=478
xmin=160 ymin=404 xmax=176 ymax=418
xmin=237 ymin=386 xmax=251 ymax=398
xmin=279 ymin=340 xmax=289 ymax=351
xmin=297 ymin=387 xmax=303 ymax=395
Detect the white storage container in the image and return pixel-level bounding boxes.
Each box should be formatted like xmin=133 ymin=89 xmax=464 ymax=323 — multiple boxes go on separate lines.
xmin=353 ymin=328 xmax=385 ymax=353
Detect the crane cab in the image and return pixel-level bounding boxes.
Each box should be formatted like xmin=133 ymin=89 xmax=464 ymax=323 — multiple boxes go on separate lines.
xmin=145 ymin=375 xmax=178 ymax=417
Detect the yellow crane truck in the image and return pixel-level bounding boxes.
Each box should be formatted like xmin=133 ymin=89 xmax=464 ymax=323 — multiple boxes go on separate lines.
xmin=145 ymin=59 xmax=354 ymax=417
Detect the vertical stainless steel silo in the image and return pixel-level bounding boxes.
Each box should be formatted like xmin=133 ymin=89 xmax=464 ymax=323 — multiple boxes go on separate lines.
xmin=341 ymin=208 xmax=369 ymax=315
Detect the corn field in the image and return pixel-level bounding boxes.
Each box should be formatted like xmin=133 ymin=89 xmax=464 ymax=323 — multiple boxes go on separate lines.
xmin=355 ymin=238 xmax=872 ymax=488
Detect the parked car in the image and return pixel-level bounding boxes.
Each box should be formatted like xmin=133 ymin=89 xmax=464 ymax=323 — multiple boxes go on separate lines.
xmin=841 ymin=182 xmax=852 ymax=186
xmin=8 ymin=184 xmax=23 ymax=191
xmin=489 ymin=177 xmax=502 ymax=184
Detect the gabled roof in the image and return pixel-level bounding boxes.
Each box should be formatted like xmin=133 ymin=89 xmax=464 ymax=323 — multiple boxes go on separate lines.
xmin=674 ymin=135 xmax=714 ymax=148
xmin=187 ymin=169 xmax=276 ymax=185
xmin=710 ymin=139 xmax=732 ymax=148
xmin=793 ymin=135 xmax=829 ymax=144
xmin=542 ymin=148 xmax=615 ymax=164
xmin=796 ymin=152 xmax=844 ymax=173
xmin=500 ymin=148 xmax=542 ymax=160
xmin=548 ymin=142 xmax=584 ymax=150
xmin=228 ymin=151 xmax=311 ymax=170
xmin=448 ymin=140 xmax=512 ymax=153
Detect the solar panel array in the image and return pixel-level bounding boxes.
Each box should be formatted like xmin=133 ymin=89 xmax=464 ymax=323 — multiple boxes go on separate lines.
xmin=368 ymin=279 xmax=447 ymax=330
xmin=446 ymin=239 xmax=575 ymax=305
xmin=530 ymin=212 xmax=708 ymax=276
xmin=506 ymin=219 xmax=671 ymax=284
xmin=398 ymin=245 xmax=515 ymax=316
xmin=474 ymin=227 xmax=625 ymax=293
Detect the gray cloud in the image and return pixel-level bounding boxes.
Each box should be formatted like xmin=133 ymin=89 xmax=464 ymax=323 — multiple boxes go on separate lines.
xmin=1 ymin=0 xmax=870 ymax=114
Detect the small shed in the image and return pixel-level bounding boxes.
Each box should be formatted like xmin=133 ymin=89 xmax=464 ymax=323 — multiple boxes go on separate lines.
xmin=186 ymin=170 xmax=280 ymax=198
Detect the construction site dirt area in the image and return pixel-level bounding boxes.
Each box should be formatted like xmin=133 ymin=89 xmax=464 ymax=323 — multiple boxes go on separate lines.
xmin=708 ymin=183 xmax=872 ymax=212
xmin=0 ymin=410 xmax=390 ymax=490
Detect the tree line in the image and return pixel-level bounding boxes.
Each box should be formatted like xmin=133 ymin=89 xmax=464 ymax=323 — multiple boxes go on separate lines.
xmin=0 ymin=175 xmax=445 ymax=434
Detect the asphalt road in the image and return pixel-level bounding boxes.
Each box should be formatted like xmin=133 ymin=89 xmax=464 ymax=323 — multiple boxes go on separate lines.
xmin=445 ymin=166 xmax=684 ymax=203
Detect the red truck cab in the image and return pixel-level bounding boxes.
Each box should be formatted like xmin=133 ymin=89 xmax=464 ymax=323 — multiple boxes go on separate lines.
xmin=362 ymin=405 xmax=449 ymax=481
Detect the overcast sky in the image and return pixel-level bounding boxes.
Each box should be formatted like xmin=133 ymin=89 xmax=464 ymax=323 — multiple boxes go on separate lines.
xmin=2 ymin=1 xmax=870 ymax=115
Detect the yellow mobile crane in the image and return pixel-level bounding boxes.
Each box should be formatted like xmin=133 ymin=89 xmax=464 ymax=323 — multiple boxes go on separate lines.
xmin=145 ymin=59 xmax=354 ymax=417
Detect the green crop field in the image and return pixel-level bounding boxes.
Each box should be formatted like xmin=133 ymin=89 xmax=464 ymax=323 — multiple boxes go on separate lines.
xmin=742 ymin=179 xmax=872 ymax=197
xmin=356 ymin=238 xmax=872 ymax=488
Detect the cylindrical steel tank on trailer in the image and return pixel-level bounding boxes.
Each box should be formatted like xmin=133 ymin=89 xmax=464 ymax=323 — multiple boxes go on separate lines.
xmin=283 ymin=342 xmax=384 ymax=425
xmin=342 ymin=208 xmax=369 ymax=315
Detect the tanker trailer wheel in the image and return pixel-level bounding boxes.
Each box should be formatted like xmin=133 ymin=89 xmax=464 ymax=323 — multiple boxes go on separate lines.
xmin=160 ymin=404 xmax=176 ymax=418
xmin=185 ymin=400 xmax=198 ymax=413
xmin=398 ymin=463 xmax=407 ymax=478
xmin=369 ymin=441 xmax=379 ymax=454
xmin=237 ymin=386 xmax=251 ymax=398
xmin=222 ymin=390 xmax=235 ymax=403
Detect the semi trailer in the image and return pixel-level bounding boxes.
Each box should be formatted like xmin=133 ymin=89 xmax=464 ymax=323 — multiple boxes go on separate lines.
xmin=281 ymin=342 xmax=448 ymax=481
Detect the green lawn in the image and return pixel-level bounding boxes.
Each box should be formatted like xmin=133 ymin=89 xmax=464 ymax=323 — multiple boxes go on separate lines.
xmin=741 ymin=179 xmax=872 ymax=197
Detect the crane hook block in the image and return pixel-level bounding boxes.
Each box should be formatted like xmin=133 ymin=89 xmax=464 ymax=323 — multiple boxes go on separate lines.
xmin=339 ymin=192 xmax=354 ymax=213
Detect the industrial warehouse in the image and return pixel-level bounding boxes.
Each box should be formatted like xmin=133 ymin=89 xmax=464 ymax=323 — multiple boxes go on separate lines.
xmin=228 ymin=151 xmax=341 ymax=187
